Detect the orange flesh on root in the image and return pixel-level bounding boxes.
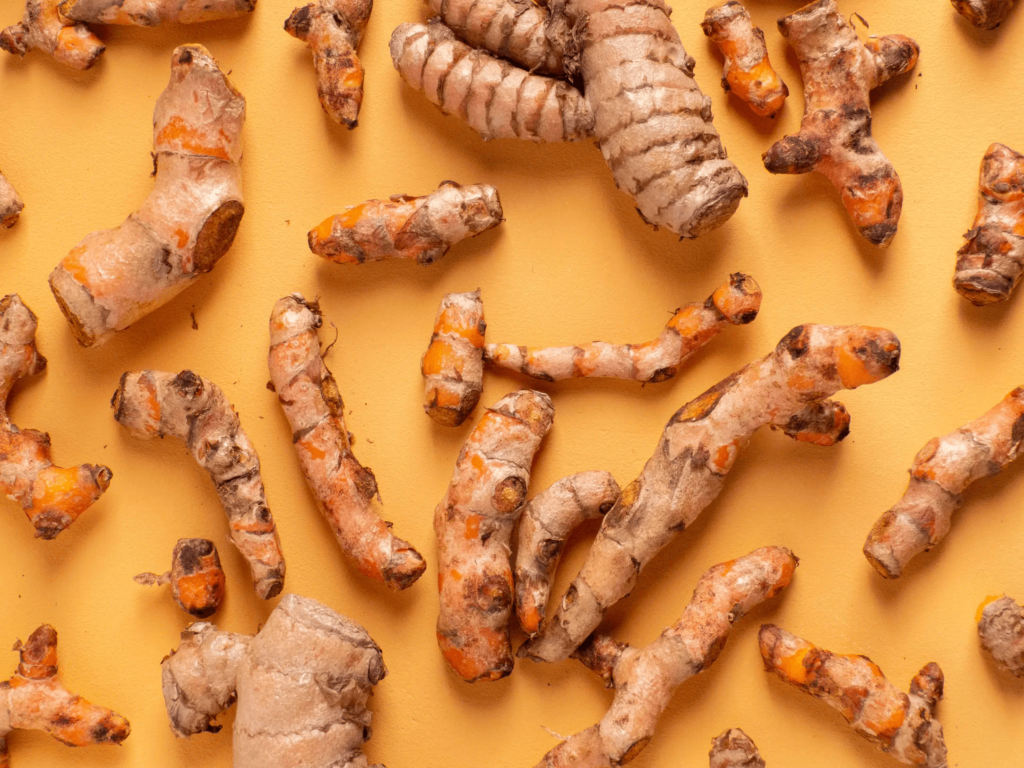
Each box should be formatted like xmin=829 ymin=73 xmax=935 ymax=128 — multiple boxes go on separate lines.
xmin=977 ymin=595 xmax=1001 ymax=622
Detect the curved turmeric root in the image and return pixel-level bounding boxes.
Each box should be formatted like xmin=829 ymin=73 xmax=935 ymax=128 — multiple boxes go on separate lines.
xmin=953 ymin=143 xmax=1024 ymax=305
xmin=952 ymin=0 xmax=1017 ymax=28
xmin=49 ymin=45 xmax=245 ymax=347
xmin=436 ymin=390 xmax=554 ymax=681
xmin=0 ymin=0 xmax=103 ymax=69
xmin=710 ymin=729 xmax=765 ymax=768
xmin=0 ymin=295 xmax=112 ymax=539
xmin=268 ymin=295 xmax=426 ymax=590
xmin=977 ymin=595 xmax=1024 ymax=676
xmin=764 ymin=0 xmax=919 ymax=247
xmin=422 ymin=290 xmax=486 ymax=427
xmin=520 ymin=324 xmax=900 ymax=664
xmin=135 ymin=538 xmax=226 ymax=618
xmin=0 ymin=171 xmax=24 ymax=229
xmin=702 ymin=2 xmax=788 ymax=118
xmin=58 ymin=0 xmax=255 ymax=25
xmin=113 ymin=370 xmax=286 ymax=599
xmin=535 ymin=547 xmax=796 ymax=767
xmin=310 ymin=181 xmax=502 ymax=265
xmin=759 ymin=625 xmax=947 ymax=767
xmin=864 ymin=386 xmax=1024 ymax=579
xmin=1 ymin=625 xmax=130 ymax=765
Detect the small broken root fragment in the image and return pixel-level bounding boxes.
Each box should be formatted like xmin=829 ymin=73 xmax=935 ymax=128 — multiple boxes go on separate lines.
xmin=978 ymin=595 xmax=1024 ymax=677
xmin=135 ymin=538 xmax=226 ymax=618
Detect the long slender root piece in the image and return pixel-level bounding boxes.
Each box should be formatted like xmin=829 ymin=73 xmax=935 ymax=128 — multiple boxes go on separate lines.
xmin=952 ymin=0 xmax=1017 ymax=28
xmin=162 ymin=593 xmax=386 ymax=767
xmin=863 ymin=386 xmax=1024 ymax=579
xmin=112 ymin=370 xmax=286 ymax=599
xmin=759 ymin=625 xmax=947 ymax=767
xmin=702 ymin=2 xmax=788 ymax=118
xmin=710 ymin=729 xmax=765 ymax=768
xmin=58 ymin=0 xmax=255 ymax=25
xmin=436 ymin=390 xmax=554 ymax=681
xmin=953 ymin=143 xmax=1024 ymax=305
xmin=0 ymin=0 xmax=103 ymax=69
xmin=763 ymin=0 xmax=919 ymax=247
xmin=422 ymin=290 xmax=486 ymax=427
xmin=135 ymin=538 xmax=226 ymax=618
xmin=285 ymin=0 xmax=372 ymax=128
xmin=0 ymin=625 xmax=130 ymax=765
xmin=535 ymin=547 xmax=795 ymax=767
xmin=485 ymin=274 xmax=762 ymax=383
xmin=0 ymin=172 xmax=24 ymax=228
xmin=977 ymin=595 xmax=1024 ymax=676
xmin=49 ymin=45 xmax=245 ymax=347
xmin=269 ymin=295 xmax=426 ymax=590
xmin=0 ymin=295 xmax=112 ymax=539
xmin=520 ymin=324 xmax=900 ymax=664
xmin=309 ymin=181 xmax=502 ymax=265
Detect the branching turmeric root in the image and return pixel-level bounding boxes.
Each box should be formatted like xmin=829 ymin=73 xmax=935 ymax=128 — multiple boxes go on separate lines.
xmin=422 ymin=290 xmax=486 ymax=427
xmin=759 ymin=625 xmax=947 ymax=767
xmin=135 ymin=538 xmax=226 ymax=618
xmin=58 ymin=0 xmax=255 ymax=25
xmin=269 ymin=295 xmax=426 ymax=590
xmin=1 ymin=625 xmax=130 ymax=765
xmin=977 ymin=595 xmax=1024 ymax=676
xmin=764 ymin=0 xmax=919 ymax=247
xmin=0 ymin=0 xmax=103 ymax=69
xmin=0 ymin=171 xmax=24 ymax=229
xmin=952 ymin=0 xmax=1017 ymax=28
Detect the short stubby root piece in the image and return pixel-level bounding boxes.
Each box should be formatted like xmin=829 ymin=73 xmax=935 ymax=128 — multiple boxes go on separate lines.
xmin=951 ymin=0 xmax=1017 ymax=28
xmin=0 ymin=171 xmax=24 ymax=228
xmin=710 ymin=729 xmax=766 ymax=768
xmin=135 ymin=538 xmax=226 ymax=618
xmin=310 ymin=181 xmax=502 ymax=265
xmin=49 ymin=45 xmax=245 ymax=347
xmin=162 ymin=593 xmax=386 ymax=768
xmin=535 ymin=547 xmax=796 ymax=767
xmin=864 ymin=386 xmax=1024 ymax=579
xmin=1 ymin=0 xmax=103 ymax=69
xmin=0 ymin=295 xmax=112 ymax=539
xmin=1 ymin=625 xmax=130 ymax=765
xmin=436 ymin=390 xmax=554 ymax=681
xmin=269 ymin=295 xmax=426 ymax=590
xmin=422 ymin=290 xmax=486 ymax=427
xmin=702 ymin=2 xmax=788 ymax=118
xmin=58 ymin=0 xmax=256 ymax=25
xmin=285 ymin=0 xmax=372 ymax=128
xmin=520 ymin=323 xmax=900 ymax=664
xmin=113 ymin=370 xmax=286 ymax=599
xmin=763 ymin=0 xmax=919 ymax=247
xmin=977 ymin=595 xmax=1024 ymax=676
xmin=485 ymin=274 xmax=763 ymax=383
xmin=759 ymin=625 xmax=947 ymax=767
xmin=953 ymin=143 xmax=1024 ymax=305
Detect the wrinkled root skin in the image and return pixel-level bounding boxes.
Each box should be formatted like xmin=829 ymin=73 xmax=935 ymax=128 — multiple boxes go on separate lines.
xmin=954 ymin=143 xmax=1024 ymax=305
xmin=759 ymin=625 xmax=947 ymax=768
xmin=113 ymin=370 xmax=286 ymax=599
xmin=58 ymin=0 xmax=256 ymax=25
xmin=0 ymin=172 xmax=24 ymax=228
xmin=135 ymin=538 xmax=226 ymax=619
xmin=1 ymin=625 xmax=130 ymax=766
xmin=951 ymin=0 xmax=1017 ymax=28
xmin=763 ymin=0 xmax=919 ymax=247
xmin=422 ymin=290 xmax=486 ymax=427
xmin=535 ymin=547 xmax=795 ymax=767
xmin=977 ymin=595 xmax=1024 ymax=676
xmin=864 ymin=386 xmax=1024 ymax=579
xmin=1 ymin=0 xmax=104 ymax=69
xmin=269 ymin=295 xmax=426 ymax=590
xmin=710 ymin=729 xmax=765 ymax=768
xmin=0 ymin=295 xmax=112 ymax=539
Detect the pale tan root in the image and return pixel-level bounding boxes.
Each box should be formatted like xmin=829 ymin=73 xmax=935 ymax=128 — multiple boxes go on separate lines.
xmin=951 ymin=0 xmax=1017 ymax=28
xmin=49 ymin=45 xmax=245 ymax=347
xmin=113 ymin=370 xmax=286 ymax=599
xmin=422 ymin=290 xmax=486 ymax=427
xmin=710 ymin=729 xmax=765 ymax=768
xmin=58 ymin=0 xmax=255 ymax=25
xmin=0 ymin=0 xmax=103 ymax=69
xmin=135 ymin=538 xmax=226 ymax=618
xmin=977 ymin=595 xmax=1024 ymax=676
xmin=0 ymin=172 xmax=24 ymax=228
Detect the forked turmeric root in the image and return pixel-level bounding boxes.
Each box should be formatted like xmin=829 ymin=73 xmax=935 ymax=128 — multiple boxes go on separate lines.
xmin=952 ymin=0 xmax=1017 ymax=28
xmin=58 ymin=0 xmax=255 ymax=25
xmin=0 ymin=0 xmax=104 ymax=69
xmin=135 ymin=538 xmax=226 ymax=618
xmin=0 ymin=171 xmax=23 ymax=229
xmin=977 ymin=595 xmax=1024 ymax=676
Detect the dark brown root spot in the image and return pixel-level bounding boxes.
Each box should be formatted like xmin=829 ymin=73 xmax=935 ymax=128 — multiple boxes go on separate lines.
xmin=194 ymin=200 xmax=244 ymax=273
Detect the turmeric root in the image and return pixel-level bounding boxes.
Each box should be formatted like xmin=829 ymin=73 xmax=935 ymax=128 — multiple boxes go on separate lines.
xmin=951 ymin=0 xmax=1017 ymax=28
xmin=702 ymin=3 xmax=788 ymax=118
xmin=309 ymin=181 xmax=502 ymax=265
xmin=49 ymin=45 xmax=245 ymax=347
xmin=436 ymin=389 xmax=554 ymax=681
xmin=953 ymin=143 xmax=1024 ymax=305
xmin=535 ymin=547 xmax=796 ymax=767
xmin=58 ymin=0 xmax=255 ymax=25
xmin=162 ymin=593 xmax=385 ymax=767
xmin=0 ymin=0 xmax=103 ymax=69
xmin=759 ymin=625 xmax=947 ymax=767
xmin=977 ymin=595 xmax=1024 ymax=676
xmin=763 ymin=0 xmax=919 ymax=247
xmin=769 ymin=398 xmax=851 ymax=446
xmin=520 ymin=323 xmax=900 ymax=664
xmin=0 ymin=295 xmax=112 ymax=539
xmin=864 ymin=387 xmax=1024 ymax=579
xmin=135 ymin=538 xmax=226 ymax=618
xmin=0 ymin=171 xmax=24 ymax=229
xmin=113 ymin=370 xmax=286 ymax=599
xmin=1 ymin=625 xmax=130 ymax=765
xmin=422 ymin=290 xmax=485 ymax=427
xmin=268 ymin=295 xmax=426 ymax=590
xmin=710 ymin=729 xmax=765 ymax=768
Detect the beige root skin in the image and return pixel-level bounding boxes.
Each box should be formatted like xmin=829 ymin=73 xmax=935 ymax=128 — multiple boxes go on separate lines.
xmin=864 ymin=387 xmax=1024 ymax=579
xmin=710 ymin=729 xmax=765 ymax=768
xmin=58 ymin=0 xmax=255 ymax=25
xmin=0 ymin=0 xmax=103 ymax=69
xmin=759 ymin=625 xmax=947 ymax=767
xmin=285 ymin=0 xmax=372 ymax=128
xmin=268 ymin=295 xmax=426 ymax=590
xmin=113 ymin=370 xmax=286 ymax=599
xmin=436 ymin=390 xmax=554 ymax=682
xmin=951 ymin=0 xmax=1017 ymax=28
xmin=422 ymin=291 xmax=486 ymax=427
xmin=535 ymin=547 xmax=796 ymax=767
xmin=520 ymin=323 xmax=900 ymax=664
xmin=49 ymin=45 xmax=244 ymax=348
xmin=977 ymin=595 xmax=1024 ymax=676
xmin=135 ymin=538 xmax=226 ymax=618
xmin=162 ymin=593 xmax=386 ymax=768
xmin=0 ymin=172 xmax=24 ymax=228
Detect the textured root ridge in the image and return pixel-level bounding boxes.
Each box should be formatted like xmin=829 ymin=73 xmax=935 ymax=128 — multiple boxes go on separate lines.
xmin=423 ymin=290 xmax=486 ymax=427
xmin=59 ymin=0 xmax=256 ymax=25
xmin=1 ymin=0 xmax=104 ymax=69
